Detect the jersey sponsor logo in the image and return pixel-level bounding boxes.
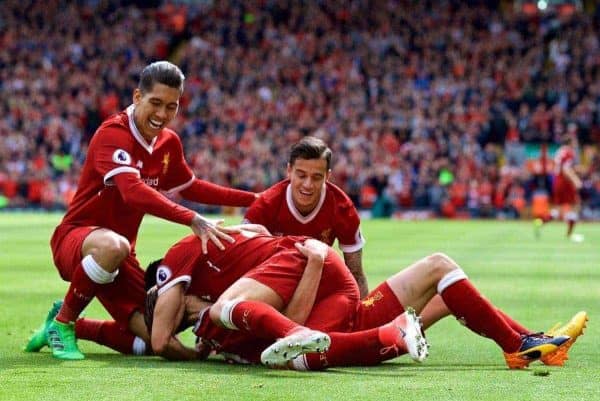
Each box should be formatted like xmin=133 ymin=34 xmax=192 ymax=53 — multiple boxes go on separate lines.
xmin=142 ymin=176 xmax=159 ymax=187
xmin=156 ymin=266 xmax=172 ymax=286
xmin=112 ymin=149 xmax=132 ymax=165
xmin=161 ymin=152 xmax=170 ymax=175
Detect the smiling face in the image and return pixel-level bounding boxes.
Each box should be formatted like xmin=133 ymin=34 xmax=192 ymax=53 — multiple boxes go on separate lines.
xmin=287 ymin=157 xmax=331 ymax=215
xmin=132 ymin=83 xmax=181 ymax=141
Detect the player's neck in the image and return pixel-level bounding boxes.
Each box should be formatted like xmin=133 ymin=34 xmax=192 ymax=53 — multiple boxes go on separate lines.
xmin=294 ymin=202 xmax=317 ymax=216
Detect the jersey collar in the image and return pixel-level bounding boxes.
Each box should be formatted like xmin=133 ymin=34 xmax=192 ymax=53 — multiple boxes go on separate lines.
xmin=126 ymin=104 xmax=157 ymax=154
xmin=285 ymin=183 xmax=327 ymax=224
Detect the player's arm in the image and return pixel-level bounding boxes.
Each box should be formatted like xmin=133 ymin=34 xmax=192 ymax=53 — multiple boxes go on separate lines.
xmin=283 ymin=239 xmax=328 ymax=324
xmin=151 ymin=283 xmax=200 ymax=361
xmin=563 ymin=165 xmax=582 ymax=190
xmin=113 ymin=172 xmax=195 ymax=225
xmin=113 ymin=173 xmax=235 ymax=253
xmin=343 ymin=249 xmax=369 ymax=298
xmin=179 ymin=179 xmax=258 ymax=207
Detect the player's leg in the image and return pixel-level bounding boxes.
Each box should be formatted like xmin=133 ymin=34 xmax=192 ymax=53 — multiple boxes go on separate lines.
xmin=93 ymin=256 xmax=150 ymax=353
xmin=74 ymin=318 xmax=147 ymax=355
xmin=278 ymin=308 xmax=428 ymax=370
xmin=419 ymin=294 xmax=532 ymax=334
xmin=46 ymin=227 xmax=128 ymax=359
xmin=209 ymin=278 xmax=330 ymax=366
xmin=565 ymin=204 xmax=584 ymax=242
xmin=209 ymin=277 xmax=300 ymax=337
xmin=359 ymin=253 xmax=570 ymax=368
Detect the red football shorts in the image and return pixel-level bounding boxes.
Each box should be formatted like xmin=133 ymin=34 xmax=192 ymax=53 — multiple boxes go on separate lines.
xmin=50 ymin=224 xmax=146 ymax=326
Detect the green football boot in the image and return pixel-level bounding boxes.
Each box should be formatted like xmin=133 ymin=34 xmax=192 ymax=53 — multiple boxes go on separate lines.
xmin=24 ymin=300 xmax=63 ymax=352
xmin=47 ymin=319 xmax=85 ymax=360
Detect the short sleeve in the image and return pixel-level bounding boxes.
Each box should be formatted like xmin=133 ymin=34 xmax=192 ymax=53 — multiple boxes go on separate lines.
xmin=156 ymin=236 xmax=203 ymax=295
xmin=92 ymin=126 xmax=140 ymax=184
xmin=335 ymin=196 xmax=365 ymax=253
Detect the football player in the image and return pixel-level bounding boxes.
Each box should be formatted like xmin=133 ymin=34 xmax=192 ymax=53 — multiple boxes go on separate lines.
xmin=145 ymin=229 xmax=585 ymax=370
xmin=243 ymin=136 xmax=369 ymax=297
xmin=25 ymin=61 xmax=258 ymax=360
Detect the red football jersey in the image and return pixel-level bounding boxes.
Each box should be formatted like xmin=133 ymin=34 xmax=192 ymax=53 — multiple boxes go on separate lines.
xmin=59 ymin=105 xmax=194 ymax=245
xmin=553 ymin=145 xmax=578 ymax=204
xmin=155 ymin=232 xmax=283 ymax=300
xmin=554 ymin=145 xmax=575 ymax=177
xmin=244 ymin=180 xmax=365 ymax=252
xmin=156 ymin=232 xmax=359 ymax=302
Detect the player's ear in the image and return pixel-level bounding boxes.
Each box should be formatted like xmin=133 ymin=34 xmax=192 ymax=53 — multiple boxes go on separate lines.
xmin=133 ymin=88 xmax=142 ymax=105
xmin=286 ymin=163 xmax=293 ymax=178
xmin=325 ymin=169 xmax=332 ymax=181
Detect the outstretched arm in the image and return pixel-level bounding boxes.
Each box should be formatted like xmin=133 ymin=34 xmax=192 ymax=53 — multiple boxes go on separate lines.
xmin=113 ymin=173 xmax=236 ymax=253
xmin=343 ymin=249 xmax=369 ymax=298
xmin=180 ymin=179 xmax=258 ymax=207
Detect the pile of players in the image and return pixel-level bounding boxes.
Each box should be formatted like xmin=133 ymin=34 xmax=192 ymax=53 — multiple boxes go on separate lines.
xmin=25 ymin=61 xmax=588 ymax=371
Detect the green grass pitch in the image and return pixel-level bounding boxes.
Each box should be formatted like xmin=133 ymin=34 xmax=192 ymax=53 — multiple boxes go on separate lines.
xmin=0 ymin=213 xmax=598 ymax=401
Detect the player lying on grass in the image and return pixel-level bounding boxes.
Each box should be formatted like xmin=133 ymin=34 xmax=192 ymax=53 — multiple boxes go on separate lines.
xmin=142 ymin=227 xmax=585 ymax=369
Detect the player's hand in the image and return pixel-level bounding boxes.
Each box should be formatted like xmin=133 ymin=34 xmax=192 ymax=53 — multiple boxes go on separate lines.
xmin=295 ymin=239 xmax=328 ymax=264
xmin=195 ymin=338 xmax=212 ymax=360
xmin=191 ymin=214 xmax=237 ymax=254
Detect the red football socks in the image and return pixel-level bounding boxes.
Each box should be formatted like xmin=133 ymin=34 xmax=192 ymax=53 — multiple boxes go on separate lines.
xmin=229 ymin=300 xmax=299 ymax=339
xmin=75 ymin=319 xmax=139 ymax=354
xmin=440 ymin=279 xmax=522 ymax=352
xmin=303 ymin=328 xmax=396 ymax=369
xmin=56 ymin=263 xmax=97 ymax=324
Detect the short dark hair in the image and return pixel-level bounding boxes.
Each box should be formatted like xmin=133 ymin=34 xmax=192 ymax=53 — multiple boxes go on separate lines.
xmin=289 ymin=136 xmax=332 ymax=169
xmin=143 ymin=258 xmax=191 ymax=335
xmin=138 ymin=61 xmax=185 ymax=94
xmin=145 ymin=259 xmax=163 ymax=291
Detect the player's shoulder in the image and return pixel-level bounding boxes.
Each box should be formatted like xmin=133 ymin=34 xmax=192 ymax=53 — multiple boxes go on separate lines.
xmin=98 ymin=110 xmax=129 ymax=132
xmin=325 ymin=181 xmax=359 ymax=220
xmin=326 ymin=181 xmax=355 ymax=205
xmin=160 ymin=127 xmax=181 ymax=141
xmin=259 ymin=180 xmax=289 ymax=202
xmin=92 ymin=111 xmax=132 ymax=142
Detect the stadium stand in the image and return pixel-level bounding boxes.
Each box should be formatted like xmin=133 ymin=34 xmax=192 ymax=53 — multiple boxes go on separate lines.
xmin=1 ymin=0 xmax=599 ymax=219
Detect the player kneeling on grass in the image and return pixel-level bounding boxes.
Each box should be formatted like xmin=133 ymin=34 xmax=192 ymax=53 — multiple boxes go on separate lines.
xmin=142 ymin=228 xmax=585 ymax=370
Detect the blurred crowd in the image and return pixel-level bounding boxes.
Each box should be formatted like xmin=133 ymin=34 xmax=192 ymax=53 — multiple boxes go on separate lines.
xmin=1 ymin=0 xmax=600 ymax=219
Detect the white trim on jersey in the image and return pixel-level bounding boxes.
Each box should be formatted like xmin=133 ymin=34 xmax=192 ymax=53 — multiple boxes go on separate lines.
xmin=165 ymin=176 xmax=196 ymax=196
xmin=285 ymin=183 xmax=327 ymax=224
xmin=103 ymin=166 xmax=140 ymax=185
xmin=157 ymin=275 xmax=191 ymax=296
xmin=126 ymin=104 xmax=158 ymax=154
xmin=339 ymin=229 xmax=366 ymax=253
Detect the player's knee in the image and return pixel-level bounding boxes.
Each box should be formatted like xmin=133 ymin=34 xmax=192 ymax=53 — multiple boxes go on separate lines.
xmin=100 ymin=235 xmax=131 ymax=265
xmin=425 ymin=252 xmax=459 ymax=278
xmin=208 ymin=303 xmax=223 ymax=325
xmin=209 ymin=299 xmax=241 ymax=330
